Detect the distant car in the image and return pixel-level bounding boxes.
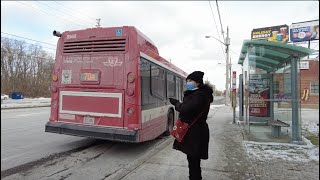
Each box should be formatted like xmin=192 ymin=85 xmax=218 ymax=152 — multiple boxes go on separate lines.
xmin=11 ymin=92 xmax=24 ymax=99
xmin=1 ymin=93 xmax=9 ymax=100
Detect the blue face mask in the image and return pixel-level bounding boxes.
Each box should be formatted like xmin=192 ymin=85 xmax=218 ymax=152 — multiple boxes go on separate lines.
xmin=186 ymin=82 xmax=196 ymax=90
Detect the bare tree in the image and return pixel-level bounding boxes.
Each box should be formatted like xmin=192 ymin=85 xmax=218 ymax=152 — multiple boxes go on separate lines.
xmin=1 ymin=37 xmax=54 ymax=98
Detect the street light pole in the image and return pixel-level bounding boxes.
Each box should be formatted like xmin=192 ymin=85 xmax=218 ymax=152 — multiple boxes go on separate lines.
xmin=205 ymin=26 xmax=230 ymax=105
xmin=229 ymin=58 xmax=232 ymax=98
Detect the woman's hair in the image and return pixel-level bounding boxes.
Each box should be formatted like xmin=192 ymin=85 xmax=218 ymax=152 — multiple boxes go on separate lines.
xmin=313 ymin=25 xmax=319 ymax=32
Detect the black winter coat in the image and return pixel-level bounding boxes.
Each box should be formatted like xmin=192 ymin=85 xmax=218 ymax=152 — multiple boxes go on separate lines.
xmin=172 ymin=83 xmax=213 ymax=159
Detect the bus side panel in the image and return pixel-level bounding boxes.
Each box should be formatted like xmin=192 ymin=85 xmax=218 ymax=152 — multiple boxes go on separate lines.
xmin=139 ymin=105 xmax=170 ymax=142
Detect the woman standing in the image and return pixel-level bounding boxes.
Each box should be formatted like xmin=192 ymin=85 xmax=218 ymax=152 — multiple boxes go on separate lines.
xmin=169 ymin=71 xmax=213 ymax=180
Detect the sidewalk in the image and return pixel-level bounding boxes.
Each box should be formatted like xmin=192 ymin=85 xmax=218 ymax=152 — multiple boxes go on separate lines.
xmin=108 ymin=106 xmax=255 ymax=180
xmin=108 ymin=106 xmax=319 ymax=180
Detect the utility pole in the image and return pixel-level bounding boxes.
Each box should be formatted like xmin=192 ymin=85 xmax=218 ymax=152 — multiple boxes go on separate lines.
xmin=229 ymin=57 xmax=232 ymax=95
xmin=96 ymin=18 xmax=101 ymax=28
xmin=225 ymin=26 xmax=230 ymax=105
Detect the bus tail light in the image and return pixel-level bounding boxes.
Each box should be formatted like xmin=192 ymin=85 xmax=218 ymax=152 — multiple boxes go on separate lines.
xmin=127 ymin=108 xmax=134 ymax=116
xmin=52 ymin=75 xmax=58 ymax=82
xmin=127 ymin=72 xmax=135 ymax=83
xmin=126 ymin=88 xmax=134 ymax=96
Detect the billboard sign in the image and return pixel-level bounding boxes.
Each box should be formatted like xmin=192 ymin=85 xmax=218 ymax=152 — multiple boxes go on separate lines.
xmin=290 ymin=20 xmax=319 ymax=42
xmin=251 ymin=24 xmax=289 ymax=43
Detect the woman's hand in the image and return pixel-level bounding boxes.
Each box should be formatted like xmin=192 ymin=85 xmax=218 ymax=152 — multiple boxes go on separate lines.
xmin=169 ymin=98 xmax=179 ymax=106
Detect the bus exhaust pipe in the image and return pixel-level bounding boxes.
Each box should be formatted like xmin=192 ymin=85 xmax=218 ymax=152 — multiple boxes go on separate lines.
xmin=53 ymin=30 xmax=62 ymax=37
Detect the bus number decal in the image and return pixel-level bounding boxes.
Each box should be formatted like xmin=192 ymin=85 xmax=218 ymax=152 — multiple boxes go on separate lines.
xmin=66 ymin=34 xmax=77 ymax=39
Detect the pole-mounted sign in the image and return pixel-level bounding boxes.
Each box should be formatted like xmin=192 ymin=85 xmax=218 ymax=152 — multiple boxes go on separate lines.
xmin=232 ymin=71 xmax=236 ymax=91
xmin=232 ymin=71 xmax=237 ymax=123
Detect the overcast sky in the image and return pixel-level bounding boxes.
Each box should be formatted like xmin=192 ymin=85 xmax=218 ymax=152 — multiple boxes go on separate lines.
xmin=1 ymin=1 xmax=319 ymax=90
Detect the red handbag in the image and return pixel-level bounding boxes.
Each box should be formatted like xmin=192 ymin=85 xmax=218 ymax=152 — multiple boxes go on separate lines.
xmin=171 ymin=110 xmax=206 ymax=142
xmin=170 ymin=119 xmax=189 ymax=142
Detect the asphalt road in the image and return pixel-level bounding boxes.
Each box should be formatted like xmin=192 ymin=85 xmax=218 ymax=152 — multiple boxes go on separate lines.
xmin=1 ymin=107 xmax=95 ymax=171
xmin=0 ymin=107 xmax=173 ymax=180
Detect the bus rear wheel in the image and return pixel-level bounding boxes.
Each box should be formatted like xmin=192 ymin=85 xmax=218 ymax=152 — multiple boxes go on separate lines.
xmin=164 ymin=110 xmax=174 ymax=136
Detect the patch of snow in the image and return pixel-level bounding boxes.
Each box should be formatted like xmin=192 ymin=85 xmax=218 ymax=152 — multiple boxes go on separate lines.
xmin=243 ymin=139 xmax=319 ymax=162
xmin=210 ymin=104 xmax=225 ymax=109
xmin=1 ymin=98 xmax=51 ymax=109
xmin=302 ymin=122 xmax=319 ymax=134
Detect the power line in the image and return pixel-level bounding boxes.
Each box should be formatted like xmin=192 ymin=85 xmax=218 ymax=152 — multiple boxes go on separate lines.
xmin=35 ymin=1 xmax=95 ymax=26
xmin=54 ymin=1 xmax=97 ymax=24
xmin=16 ymin=1 xmax=87 ymax=29
xmin=215 ymin=0 xmax=225 ymax=40
xmin=2 ymin=45 xmax=56 ymax=60
xmin=1 ymin=32 xmax=56 ymax=47
xmin=1 ymin=33 xmax=57 ymax=51
xmin=229 ymin=48 xmax=239 ymax=56
xmin=208 ymin=1 xmax=225 ymax=59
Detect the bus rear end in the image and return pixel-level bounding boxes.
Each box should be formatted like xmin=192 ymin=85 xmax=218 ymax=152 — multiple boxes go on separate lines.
xmin=45 ymin=27 xmax=139 ymax=142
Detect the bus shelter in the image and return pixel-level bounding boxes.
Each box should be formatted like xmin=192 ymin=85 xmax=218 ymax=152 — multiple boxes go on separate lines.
xmin=237 ymin=40 xmax=313 ymax=144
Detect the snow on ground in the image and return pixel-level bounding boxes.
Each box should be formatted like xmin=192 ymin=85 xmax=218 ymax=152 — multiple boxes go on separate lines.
xmin=303 ymin=124 xmax=319 ymax=134
xmin=210 ymin=104 xmax=225 ymax=109
xmin=243 ymin=138 xmax=319 ymax=162
xmin=1 ymin=98 xmax=51 ymax=109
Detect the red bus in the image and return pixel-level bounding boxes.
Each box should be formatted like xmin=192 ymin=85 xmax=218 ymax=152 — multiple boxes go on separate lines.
xmin=45 ymin=26 xmax=188 ymax=143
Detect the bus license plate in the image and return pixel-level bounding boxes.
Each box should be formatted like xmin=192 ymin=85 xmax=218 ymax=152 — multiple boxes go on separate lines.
xmin=84 ymin=116 xmax=95 ymax=125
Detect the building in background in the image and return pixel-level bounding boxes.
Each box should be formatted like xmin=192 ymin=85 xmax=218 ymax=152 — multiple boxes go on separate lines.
xmin=273 ymin=58 xmax=319 ymax=109
xmin=299 ymin=58 xmax=319 ymax=108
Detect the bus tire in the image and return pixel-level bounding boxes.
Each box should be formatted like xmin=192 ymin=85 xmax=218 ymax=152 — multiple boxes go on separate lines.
xmin=164 ymin=110 xmax=174 ymax=136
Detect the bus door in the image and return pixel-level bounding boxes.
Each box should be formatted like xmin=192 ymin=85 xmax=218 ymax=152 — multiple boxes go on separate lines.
xmin=58 ymin=54 xmax=125 ymax=128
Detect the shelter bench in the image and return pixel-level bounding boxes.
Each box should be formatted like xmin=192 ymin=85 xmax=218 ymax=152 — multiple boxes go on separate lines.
xmin=268 ymin=119 xmax=290 ymax=138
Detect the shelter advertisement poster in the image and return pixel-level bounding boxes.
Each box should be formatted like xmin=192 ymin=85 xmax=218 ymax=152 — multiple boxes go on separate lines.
xmin=290 ymin=20 xmax=319 ymax=42
xmin=249 ymin=74 xmax=270 ymax=117
xmin=251 ymin=24 xmax=289 ymax=43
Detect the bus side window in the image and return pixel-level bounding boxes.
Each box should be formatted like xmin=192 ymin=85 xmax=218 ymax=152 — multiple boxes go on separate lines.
xmin=182 ymin=78 xmax=186 ymax=100
xmin=151 ymin=64 xmax=165 ymax=100
xmin=140 ymin=58 xmax=151 ymax=105
xmin=167 ymin=73 xmax=175 ymax=99
xmin=176 ymin=77 xmax=181 ymax=101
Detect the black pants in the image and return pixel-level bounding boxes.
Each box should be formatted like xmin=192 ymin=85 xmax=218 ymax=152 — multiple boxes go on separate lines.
xmin=187 ymin=155 xmax=202 ymax=180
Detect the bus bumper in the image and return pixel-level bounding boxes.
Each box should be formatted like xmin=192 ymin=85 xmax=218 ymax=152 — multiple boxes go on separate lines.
xmin=45 ymin=122 xmax=139 ymax=143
